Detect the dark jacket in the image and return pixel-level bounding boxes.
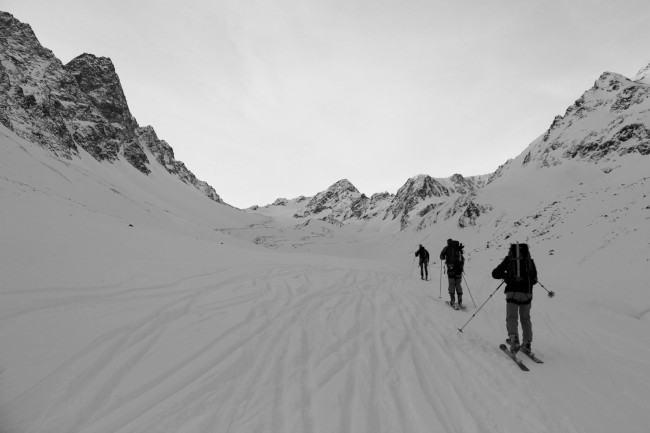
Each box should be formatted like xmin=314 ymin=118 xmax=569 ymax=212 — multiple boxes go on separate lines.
xmin=492 ymin=256 xmax=538 ymax=304
xmin=415 ymin=246 xmax=429 ymax=264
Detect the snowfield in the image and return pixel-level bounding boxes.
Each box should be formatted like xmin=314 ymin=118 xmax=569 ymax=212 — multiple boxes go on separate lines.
xmin=1 ymin=125 xmax=649 ymax=433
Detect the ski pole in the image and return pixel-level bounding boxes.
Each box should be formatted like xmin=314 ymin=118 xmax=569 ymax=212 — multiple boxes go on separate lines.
xmin=462 ymin=272 xmax=477 ymax=307
xmin=458 ymin=281 xmax=504 ymax=333
xmin=537 ymin=280 xmax=555 ymax=298
xmin=439 ymin=261 xmax=442 ymax=298
xmin=411 ymin=254 xmax=416 ymax=275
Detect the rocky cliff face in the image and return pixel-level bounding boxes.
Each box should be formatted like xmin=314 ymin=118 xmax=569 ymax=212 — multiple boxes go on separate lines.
xmin=0 ymin=12 xmax=223 ymax=203
xmin=258 ymin=173 xmax=487 ymax=230
xmin=0 ymin=12 xmax=85 ymax=157
xmin=385 ymin=174 xmax=489 ymax=229
xmin=520 ymin=71 xmax=650 ymax=169
xmin=293 ymin=179 xmax=366 ymax=225
xmin=135 ymin=126 xmax=223 ymax=202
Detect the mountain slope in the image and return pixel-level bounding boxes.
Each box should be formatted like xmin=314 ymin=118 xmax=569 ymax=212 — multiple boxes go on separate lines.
xmin=524 ymin=71 xmax=650 ymax=167
xmin=0 ymin=124 xmax=264 ymax=288
xmin=0 ymin=11 xmax=223 ymax=203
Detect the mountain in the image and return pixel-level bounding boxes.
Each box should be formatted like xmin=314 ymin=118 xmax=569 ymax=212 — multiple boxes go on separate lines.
xmin=439 ymin=65 xmax=650 ymax=266
xmin=244 ymin=62 xmax=650 ymax=259
xmin=292 ymin=179 xmax=365 ymax=224
xmin=0 ymin=12 xmax=223 ymax=203
xmin=522 ymin=71 xmax=650 ymax=168
xmin=385 ymin=173 xmax=489 ymax=229
xmin=2 ymin=12 xmax=650 ymax=433
xmin=252 ymin=173 xmax=490 ymax=232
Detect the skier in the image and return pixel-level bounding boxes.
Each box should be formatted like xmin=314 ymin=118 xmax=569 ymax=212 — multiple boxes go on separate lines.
xmin=491 ymin=243 xmax=538 ymax=354
xmin=414 ymin=244 xmax=430 ymax=280
xmin=440 ymin=239 xmax=464 ymax=308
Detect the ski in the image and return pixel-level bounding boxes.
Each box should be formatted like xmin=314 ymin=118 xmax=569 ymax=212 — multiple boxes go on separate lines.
xmin=519 ymin=349 xmax=544 ymax=364
xmin=445 ymin=301 xmax=460 ymax=310
xmin=499 ymin=344 xmax=529 ymax=371
xmin=505 ymin=340 xmax=543 ymax=363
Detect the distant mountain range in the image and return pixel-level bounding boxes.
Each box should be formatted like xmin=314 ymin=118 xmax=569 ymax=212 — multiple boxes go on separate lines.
xmin=2 ymin=11 xmax=649 ymax=239
xmin=250 ymin=174 xmax=490 ymax=230
xmin=250 ymin=60 xmax=650 ymax=233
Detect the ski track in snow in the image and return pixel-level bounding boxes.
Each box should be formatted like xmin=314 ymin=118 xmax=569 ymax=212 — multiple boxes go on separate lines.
xmin=1 ymin=264 xmax=585 ymax=433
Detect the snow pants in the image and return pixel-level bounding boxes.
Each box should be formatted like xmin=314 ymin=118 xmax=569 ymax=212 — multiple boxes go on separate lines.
xmin=419 ymin=261 xmax=428 ymax=279
xmin=506 ymin=301 xmax=532 ymax=344
xmin=448 ymin=277 xmax=462 ymax=303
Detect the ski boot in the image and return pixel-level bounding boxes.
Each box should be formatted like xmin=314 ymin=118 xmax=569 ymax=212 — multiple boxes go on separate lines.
xmin=520 ymin=341 xmax=532 ymax=355
xmin=506 ymin=334 xmax=520 ymax=353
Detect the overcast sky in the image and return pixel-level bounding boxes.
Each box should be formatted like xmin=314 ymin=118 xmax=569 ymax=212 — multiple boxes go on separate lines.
xmin=3 ymin=0 xmax=649 ymax=208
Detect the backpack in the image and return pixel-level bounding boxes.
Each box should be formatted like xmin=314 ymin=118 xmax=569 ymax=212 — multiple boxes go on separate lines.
xmin=506 ymin=243 xmax=535 ymax=289
xmin=445 ymin=240 xmax=464 ymax=270
xmin=417 ymin=247 xmax=429 ymax=263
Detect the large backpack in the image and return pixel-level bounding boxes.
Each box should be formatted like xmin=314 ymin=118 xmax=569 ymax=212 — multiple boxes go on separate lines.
xmin=445 ymin=240 xmax=464 ymax=271
xmin=506 ymin=243 xmax=535 ymax=289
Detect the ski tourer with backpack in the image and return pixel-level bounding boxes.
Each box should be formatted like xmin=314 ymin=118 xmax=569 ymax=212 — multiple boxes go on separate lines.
xmin=440 ymin=239 xmax=465 ymax=308
xmin=492 ymin=243 xmax=539 ymax=361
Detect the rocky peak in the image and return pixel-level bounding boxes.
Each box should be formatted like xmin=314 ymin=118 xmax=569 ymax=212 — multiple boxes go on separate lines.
xmin=450 ymin=173 xmax=465 ymax=183
xmin=329 ymin=179 xmax=359 ymax=194
xmin=0 ymin=12 xmax=78 ymax=155
xmin=0 ymin=12 xmax=224 ymax=204
xmin=64 ymin=54 xmax=137 ymax=130
xmin=0 ymin=12 xmax=46 ymax=58
xmin=525 ymin=70 xmax=650 ymax=167
xmin=387 ymin=175 xmax=450 ymax=217
xmin=294 ymin=179 xmax=363 ymax=222
xmin=449 ymin=173 xmax=473 ymax=194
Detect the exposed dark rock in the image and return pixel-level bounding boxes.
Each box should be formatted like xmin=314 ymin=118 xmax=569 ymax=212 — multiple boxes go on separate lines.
xmin=0 ymin=12 xmax=223 ymax=203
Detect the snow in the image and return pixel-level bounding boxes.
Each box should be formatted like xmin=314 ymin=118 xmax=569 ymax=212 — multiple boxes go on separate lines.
xmin=1 ymin=124 xmax=650 ymax=433
xmin=634 ymin=62 xmax=650 ymax=84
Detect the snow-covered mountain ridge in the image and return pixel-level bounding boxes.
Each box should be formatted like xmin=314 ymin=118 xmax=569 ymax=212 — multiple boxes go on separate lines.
xmin=247 ymin=67 xmax=650 ymax=236
xmin=252 ymin=173 xmax=490 ymax=231
xmin=0 ymin=12 xmax=223 ymax=203
xmin=239 ymin=60 xmax=650 ymax=263
xmin=528 ymin=72 xmax=650 ymax=166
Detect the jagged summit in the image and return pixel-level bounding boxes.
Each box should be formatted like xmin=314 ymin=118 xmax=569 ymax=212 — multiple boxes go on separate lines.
xmin=385 ymin=173 xmax=488 ymax=229
xmin=329 ymin=178 xmax=359 ymax=193
xmin=64 ymin=53 xmax=138 ymax=130
xmin=0 ymin=11 xmax=223 ymax=203
xmin=253 ymin=173 xmax=488 ymax=231
xmin=512 ymin=71 xmax=650 ymax=170
xmin=293 ymin=179 xmax=364 ymax=224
